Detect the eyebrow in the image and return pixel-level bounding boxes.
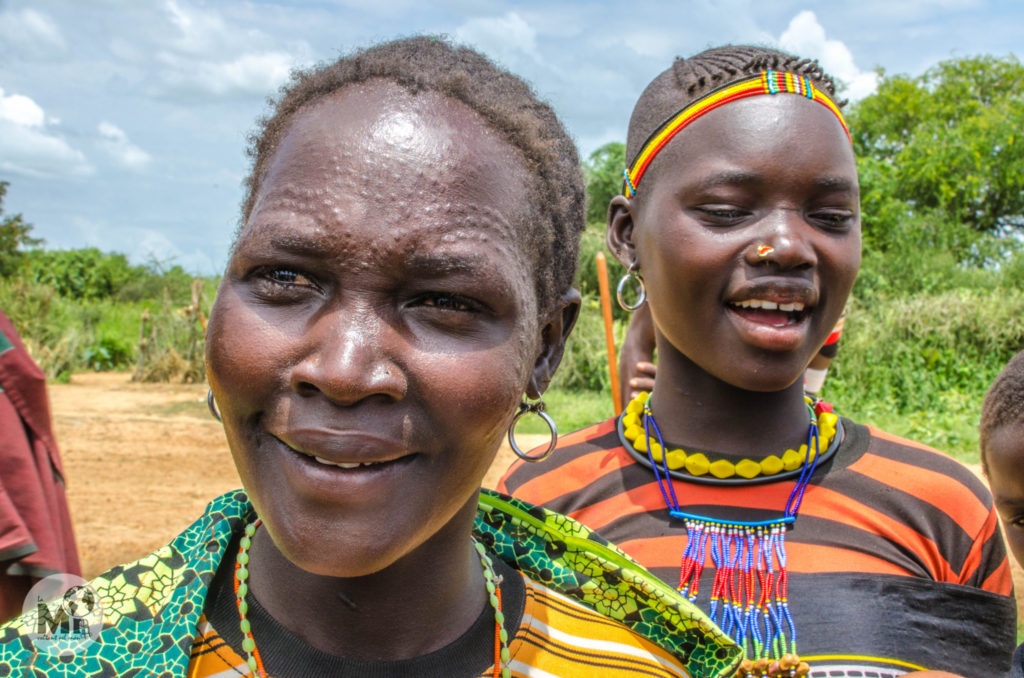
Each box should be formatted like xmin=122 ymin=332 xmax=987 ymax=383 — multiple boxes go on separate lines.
xmin=696 ymin=171 xmax=856 ymax=193
xmin=406 ymin=251 xmax=493 ymax=277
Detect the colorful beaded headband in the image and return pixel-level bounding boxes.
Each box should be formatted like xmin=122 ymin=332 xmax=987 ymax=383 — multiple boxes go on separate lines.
xmin=622 ymin=70 xmax=850 ymax=198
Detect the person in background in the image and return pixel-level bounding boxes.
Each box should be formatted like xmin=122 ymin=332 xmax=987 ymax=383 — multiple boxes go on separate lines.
xmin=502 ymin=45 xmax=1015 ymax=676
xmin=0 ymin=310 xmax=81 ymax=623
xmin=980 ymin=350 xmax=1024 ymax=677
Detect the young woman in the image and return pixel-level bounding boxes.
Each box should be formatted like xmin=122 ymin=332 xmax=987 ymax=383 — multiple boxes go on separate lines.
xmin=501 ymin=46 xmax=1015 ymax=677
xmin=0 ymin=38 xmax=741 ymax=677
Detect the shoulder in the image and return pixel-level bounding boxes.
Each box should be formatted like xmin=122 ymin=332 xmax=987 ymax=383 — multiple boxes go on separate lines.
xmin=512 ymin=574 xmax=693 ymax=678
xmin=0 ymin=491 xmax=248 ymax=671
xmin=847 ymin=422 xmax=993 ymax=516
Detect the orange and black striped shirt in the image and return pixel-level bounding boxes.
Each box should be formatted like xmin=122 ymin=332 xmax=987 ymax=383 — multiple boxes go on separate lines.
xmin=500 ymin=417 xmax=1016 ymax=677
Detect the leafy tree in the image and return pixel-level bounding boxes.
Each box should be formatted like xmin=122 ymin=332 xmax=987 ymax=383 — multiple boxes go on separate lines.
xmin=583 ymin=142 xmax=626 ymax=226
xmin=0 ymin=181 xmax=43 ymax=277
xmin=849 ymin=55 xmax=1024 ymax=255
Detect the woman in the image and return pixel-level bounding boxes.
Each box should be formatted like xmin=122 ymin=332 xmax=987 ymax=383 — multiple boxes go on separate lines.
xmin=501 ymin=46 xmax=1015 ymax=677
xmin=0 ymin=38 xmax=740 ymax=677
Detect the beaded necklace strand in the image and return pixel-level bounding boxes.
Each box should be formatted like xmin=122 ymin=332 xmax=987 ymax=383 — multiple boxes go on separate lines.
xmin=623 ymin=393 xmax=840 ymax=677
xmin=233 ymin=520 xmax=511 ymax=678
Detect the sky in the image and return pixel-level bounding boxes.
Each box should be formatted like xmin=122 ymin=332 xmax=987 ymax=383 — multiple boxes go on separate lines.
xmin=0 ymin=0 xmax=1021 ymax=275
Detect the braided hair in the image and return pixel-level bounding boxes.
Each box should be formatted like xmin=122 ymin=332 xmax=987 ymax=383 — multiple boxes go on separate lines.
xmin=626 ymin=45 xmax=844 ymax=172
xmin=980 ymin=351 xmax=1024 ymax=474
xmin=241 ymin=35 xmax=585 ymax=310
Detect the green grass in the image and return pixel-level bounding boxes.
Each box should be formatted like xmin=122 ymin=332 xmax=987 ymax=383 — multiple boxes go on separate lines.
xmin=514 ymin=387 xmax=615 ymax=436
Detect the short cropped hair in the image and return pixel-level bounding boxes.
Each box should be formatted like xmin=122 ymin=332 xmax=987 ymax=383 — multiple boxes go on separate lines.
xmin=241 ymin=36 xmax=585 ymax=310
xmin=980 ymin=350 xmax=1024 ymax=472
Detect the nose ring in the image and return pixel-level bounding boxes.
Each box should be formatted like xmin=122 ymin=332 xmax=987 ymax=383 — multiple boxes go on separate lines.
xmin=756 ymin=244 xmax=775 ymax=259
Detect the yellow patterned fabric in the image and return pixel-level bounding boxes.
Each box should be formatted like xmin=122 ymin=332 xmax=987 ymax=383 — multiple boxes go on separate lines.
xmin=0 ymin=489 xmax=740 ymax=677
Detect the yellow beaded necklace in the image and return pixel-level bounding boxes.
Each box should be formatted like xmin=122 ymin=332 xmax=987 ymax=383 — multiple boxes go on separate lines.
xmin=619 ymin=392 xmax=839 ymax=481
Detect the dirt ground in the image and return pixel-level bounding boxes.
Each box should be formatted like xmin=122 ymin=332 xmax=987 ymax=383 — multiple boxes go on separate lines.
xmin=49 ymin=372 xmax=1024 ymax=623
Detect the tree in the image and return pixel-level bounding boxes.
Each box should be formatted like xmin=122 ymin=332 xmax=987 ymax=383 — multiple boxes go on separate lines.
xmin=848 ymin=55 xmax=1024 ymax=254
xmin=582 ymin=142 xmax=626 ymax=226
xmin=0 ymin=181 xmax=43 ymax=277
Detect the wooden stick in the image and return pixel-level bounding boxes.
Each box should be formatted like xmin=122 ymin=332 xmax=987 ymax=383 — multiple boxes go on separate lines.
xmin=595 ymin=251 xmax=622 ymax=415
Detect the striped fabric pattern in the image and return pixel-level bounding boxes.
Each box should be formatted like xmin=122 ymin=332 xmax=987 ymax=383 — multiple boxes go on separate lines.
xmin=498 ymin=417 xmax=1016 ymax=675
xmin=187 ymin=574 xmax=692 ymax=678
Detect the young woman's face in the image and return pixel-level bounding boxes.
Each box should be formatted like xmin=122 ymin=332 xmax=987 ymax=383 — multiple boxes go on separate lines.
xmin=986 ymin=423 xmax=1024 ymax=566
xmin=616 ymin=94 xmax=861 ymax=391
xmin=206 ymin=81 xmax=546 ymax=577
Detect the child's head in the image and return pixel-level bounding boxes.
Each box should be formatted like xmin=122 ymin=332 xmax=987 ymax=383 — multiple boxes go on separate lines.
xmin=608 ymin=45 xmax=860 ymax=393
xmin=980 ymin=350 xmax=1024 ymax=564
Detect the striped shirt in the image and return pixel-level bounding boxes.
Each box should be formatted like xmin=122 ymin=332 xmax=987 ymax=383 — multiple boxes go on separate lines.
xmin=499 ymin=417 xmax=1016 ymax=677
xmin=188 ymin=570 xmax=690 ymax=678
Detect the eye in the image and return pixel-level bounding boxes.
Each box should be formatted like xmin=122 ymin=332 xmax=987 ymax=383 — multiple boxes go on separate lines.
xmin=1011 ymin=516 xmax=1024 ymax=529
xmin=694 ymin=205 xmax=751 ymax=225
xmin=260 ymin=267 xmax=317 ymax=287
xmin=414 ymin=292 xmax=480 ymax=313
xmin=249 ymin=266 xmax=322 ymax=299
xmin=809 ymin=209 xmax=855 ymax=230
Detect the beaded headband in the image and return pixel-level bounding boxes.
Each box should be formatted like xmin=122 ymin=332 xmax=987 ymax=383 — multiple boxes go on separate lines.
xmin=622 ymin=70 xmax=850 ymax=197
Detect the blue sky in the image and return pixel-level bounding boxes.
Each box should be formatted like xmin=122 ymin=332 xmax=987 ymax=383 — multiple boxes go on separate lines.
xmin=1 ymin=0 xmax=1020 ymax=275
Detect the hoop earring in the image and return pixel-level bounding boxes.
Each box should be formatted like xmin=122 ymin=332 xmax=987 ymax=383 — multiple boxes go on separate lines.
xmin=207 ymin=389 xmax=222 ymax=422
xmin=508 ymin=399 xmax=557 ymax=462
xmin=616 ymin=265 xmax=646 ymax=311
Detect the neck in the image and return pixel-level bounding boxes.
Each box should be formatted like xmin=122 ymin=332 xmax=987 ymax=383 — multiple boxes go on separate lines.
xmin=648 ymin=348 xmax=811 ymax=459
xmin=247 ymin=494 xmax=486 ymax=661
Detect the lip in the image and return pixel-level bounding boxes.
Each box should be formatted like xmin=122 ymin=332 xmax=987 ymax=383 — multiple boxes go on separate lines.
xmin=268 ymin=431 xmax=420 ymax=503
xmin=725 ymin=278 xmax=818 ymax=352
xmin=726 ymin=278 xmax=818 ymax=308
xmin=272 ymin=428 xmax=411 ymax=466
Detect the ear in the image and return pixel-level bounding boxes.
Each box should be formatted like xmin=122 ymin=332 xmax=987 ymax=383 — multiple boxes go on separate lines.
xmin=607 ymin=194 xmax=638 ymax=269
xmin=527 ymin=288 xmax=582 ymax=399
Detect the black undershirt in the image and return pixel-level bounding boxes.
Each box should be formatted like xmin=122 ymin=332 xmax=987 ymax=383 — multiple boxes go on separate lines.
xmin=204 ymin=532 xmax=526 ymax=678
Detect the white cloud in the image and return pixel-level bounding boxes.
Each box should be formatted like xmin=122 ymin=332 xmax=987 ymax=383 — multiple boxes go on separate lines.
xmin=149 ymin=1 xmax=307 ymax=100
xmin=0 ymin=90 xmax=45 ymax=127
xmin=0 ymin=88 xmax=92 ymax=179
xmin=0 ymin=7 xmax=67 ymax=59
xmin=778 ymin=11 xmax=878 ymax=101
xmin=455 ymin=12 xmax=539 ymax=66
xmin=97 ymin=122 xmax=151 ymax=170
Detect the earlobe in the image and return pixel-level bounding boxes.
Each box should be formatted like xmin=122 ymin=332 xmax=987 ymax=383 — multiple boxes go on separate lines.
xmin=607 ymin=195 xmax=638 ymax=269
xmin=527 ymin=289 xmax=582 ymax=399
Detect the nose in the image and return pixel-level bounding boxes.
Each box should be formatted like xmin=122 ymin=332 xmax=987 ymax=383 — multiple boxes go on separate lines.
xmin=289 ymin=304 xmax=407 ymax=406
xmin=747 ymin=208 xmax=817 ymax=271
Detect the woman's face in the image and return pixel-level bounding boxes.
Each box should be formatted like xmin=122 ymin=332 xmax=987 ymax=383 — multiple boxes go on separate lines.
xmin=206 ymin=81 xmax=549 ymax=577
xmin=611 ymin=94 xmax=861 ymax=392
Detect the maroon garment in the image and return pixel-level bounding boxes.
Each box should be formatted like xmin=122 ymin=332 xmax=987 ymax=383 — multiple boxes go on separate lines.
xmin=0 ymin=310 xmax=80 ymax=581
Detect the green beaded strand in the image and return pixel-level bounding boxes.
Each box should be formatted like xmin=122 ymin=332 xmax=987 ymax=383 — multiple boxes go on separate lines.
xmin=234 ymin=523 xmax=513 ymax=678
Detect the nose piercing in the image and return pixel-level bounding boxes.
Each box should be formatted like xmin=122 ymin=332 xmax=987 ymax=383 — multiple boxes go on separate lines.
xmin=756 ymin=244 xmax=775 ymax=258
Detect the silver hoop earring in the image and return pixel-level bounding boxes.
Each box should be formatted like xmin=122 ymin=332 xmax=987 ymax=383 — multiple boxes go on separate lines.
xmin=616 ymin=265 xmax=646 ymax=311
xmin=508 ymin=399 xmax=557 ymax=462
xmin=207 ymin=389 xmax=222 ymax=422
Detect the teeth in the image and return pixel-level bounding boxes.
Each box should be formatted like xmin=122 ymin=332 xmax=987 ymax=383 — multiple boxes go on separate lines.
xmin=313 ymin=456 xmax=372 ymax=469
xmin=734 ymin=299 xmax=804 ymax=312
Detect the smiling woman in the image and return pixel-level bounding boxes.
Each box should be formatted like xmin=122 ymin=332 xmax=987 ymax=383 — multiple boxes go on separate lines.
xmin=0 ymin=37 xmax=741 ymax=677
xmin=501 ymin=45 xmax=1017 ymax=677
